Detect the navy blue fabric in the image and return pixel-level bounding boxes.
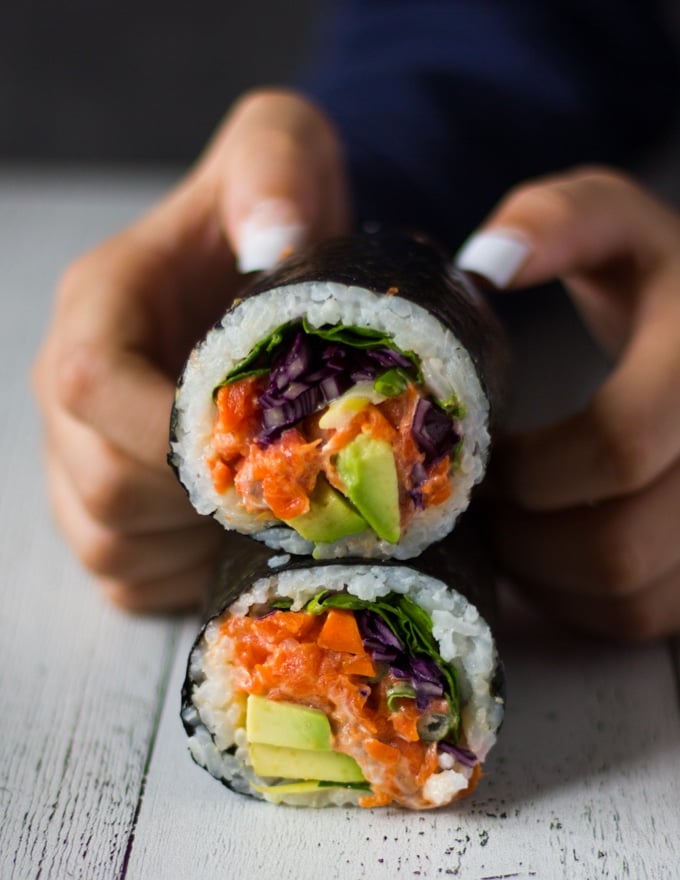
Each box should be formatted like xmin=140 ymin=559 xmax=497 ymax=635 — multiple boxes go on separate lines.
xmin=301 ymin=0 xmax=680 ymax=249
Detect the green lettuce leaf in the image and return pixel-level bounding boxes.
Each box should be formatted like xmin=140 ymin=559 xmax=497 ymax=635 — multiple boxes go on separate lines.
xmin=216 ymin=319 xmax=421 ymax=390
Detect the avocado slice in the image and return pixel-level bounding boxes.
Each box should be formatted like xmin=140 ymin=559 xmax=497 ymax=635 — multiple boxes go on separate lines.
xmin=284 ymin=478 xmax=368 ymax=544
xmin=251 ymin=780 xmax=327 ymax=799
xmin=246 ymin=695 xmax=332 ymax=751
xmin=335 ymin=434 xmax=401 ymax=543
xmin=249 ymin=743 xmax=366 ymax=783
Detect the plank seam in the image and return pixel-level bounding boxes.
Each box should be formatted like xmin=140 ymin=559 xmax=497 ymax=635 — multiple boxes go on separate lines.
xmin=118 ymin=621 xmax=181 ymax=879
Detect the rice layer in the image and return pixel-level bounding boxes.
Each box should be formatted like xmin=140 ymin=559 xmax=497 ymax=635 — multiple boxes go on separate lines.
xmin=182 ymin=564 xmax=503 ymax=808
xmin=170 ymin=282 xmax=490 ymax=559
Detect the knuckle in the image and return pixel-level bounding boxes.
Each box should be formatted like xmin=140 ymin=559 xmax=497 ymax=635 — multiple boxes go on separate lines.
xmin=78 ymin=527 xmax=128 ymax=578
xmin=101 ymin=580 xmax=146 ymax=613
xmin=55 ymin=341 xmax=101 ymax=416
xmin=592 ymin=517 xmax=647 ymax=597
xmin=590 ymin=404 xmax=654 ymax=494
xmin=80 ymin=455 xmax=137 ymax=529
xmin=596 ymin=538 xmax=647 ymax=596
xmin=564 ymin=164 xmax=634 ymax=191
xmin=500 ymin=179 xmax=582 ymax=229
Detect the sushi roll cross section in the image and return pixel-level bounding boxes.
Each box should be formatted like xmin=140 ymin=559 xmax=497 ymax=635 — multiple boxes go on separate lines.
xmin=170 ymin=231 xmax=504 ymax=559
xmin=182 ymin=554 xmax=504 ymax=810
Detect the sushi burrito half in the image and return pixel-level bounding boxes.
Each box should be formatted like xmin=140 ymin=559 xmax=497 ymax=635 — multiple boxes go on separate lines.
xmin=181 ymin=534 xmax=504 ymax=810
xmin=169 ymin=230 xmax=505 ymax=560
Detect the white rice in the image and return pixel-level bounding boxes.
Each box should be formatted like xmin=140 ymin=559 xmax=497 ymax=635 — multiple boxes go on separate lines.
xmin=170 ymin=282 xmax=490 ymax=558
xmin=183 ymin=564 xmax=503 ymax=808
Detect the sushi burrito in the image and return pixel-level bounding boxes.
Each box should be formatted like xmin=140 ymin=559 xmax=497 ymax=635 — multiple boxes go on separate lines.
xmin=172 ymin=230 xmax=506 ymax=809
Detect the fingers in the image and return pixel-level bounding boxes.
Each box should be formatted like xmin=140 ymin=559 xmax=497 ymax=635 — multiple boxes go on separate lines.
xmin=37 ymin=187 xmax=231 ymax=473
xmin=459 ymin=168 xmax=680 ymax=640
xmin=33 ymin=88 xmax=349 ymax=612
xmin=32 ymin=172 xmax=232 ymax=607
xmin=497 ymin=305 xmax=680 ymax=510
xmin=502 ymin=567 xmax=680 ymax=643
xmin=493 ymin=450 xmax=680 ymax=593
xmin=47 ymin=448 xmax=223 ymax=596
xmin=44 ymin=409 xmax=197 ymax=534
xmin=101 ymin=560 xmax=215 ymax=614
xmin=491 ymin=456 xmax=680 ymax=642
xmin=458 ymin=169 xmax=680 ymax=510
xmin=208 ymin=89 xmax=350 ymax=272
xmin=457 ymin=167 xmax=677 ymax=291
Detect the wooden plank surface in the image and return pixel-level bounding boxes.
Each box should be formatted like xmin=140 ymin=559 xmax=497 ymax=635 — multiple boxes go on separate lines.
xmin=1 ymin=169 xmax=679 ymax=880
xmin=125 ymin=601 xmax=680 ymax=880
xmin=0 ymin=169 xmax=182 ymax=880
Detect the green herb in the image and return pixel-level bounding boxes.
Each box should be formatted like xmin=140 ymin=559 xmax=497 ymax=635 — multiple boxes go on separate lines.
xmin=301 ymin=317 xmax=404 ymax=350
xmin=416 ymin=711 xmax=454 ymax=742
xmin=386 ymin=683 xmax=417 ymax=712
xmin=215 ymin=321 xmax=296 ymax=389
xmin=268 ymin=597 xmax=294 ymax=611
xmin=373 ymin=368 xmax=409 ymax=397
xmin=439 ymin=392 xmax=466 ymax=419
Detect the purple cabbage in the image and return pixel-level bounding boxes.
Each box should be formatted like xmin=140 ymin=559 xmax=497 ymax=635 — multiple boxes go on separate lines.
xmin=256 ymin=333 xmax=415 ymax=444
xmin=437 ymin=742 xmax=479 ymax=767
xmin=356 ymin=610 xmax=446 ymax=710
xmin=408 ymin=461 xmax=428 ymax=510
xmin=254 ymin=329 xmax=461 ymax=458
xmin=411 ymin=398 xmax=460 ymax=465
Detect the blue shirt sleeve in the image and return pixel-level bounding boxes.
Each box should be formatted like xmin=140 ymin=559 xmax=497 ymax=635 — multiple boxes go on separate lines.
xmin=301 ymin=0 xmax=680 ymax=248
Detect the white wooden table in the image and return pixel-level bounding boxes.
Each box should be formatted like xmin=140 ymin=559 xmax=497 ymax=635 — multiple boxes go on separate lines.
xmin=1 ymin=167 xmax=678 ymax=880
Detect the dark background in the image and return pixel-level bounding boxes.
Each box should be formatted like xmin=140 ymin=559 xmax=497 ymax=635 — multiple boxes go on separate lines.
xmin=2 ymin=2 xmax=679 ymax=205
xmin=0 ymin=1 xmax=323 ymax=165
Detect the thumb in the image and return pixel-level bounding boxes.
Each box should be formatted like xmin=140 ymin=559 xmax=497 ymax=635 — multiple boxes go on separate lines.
xmin=208 ymin=89 xmax=350 ymax=273
xmin=455 ymin=167 xmax=674 ymax=289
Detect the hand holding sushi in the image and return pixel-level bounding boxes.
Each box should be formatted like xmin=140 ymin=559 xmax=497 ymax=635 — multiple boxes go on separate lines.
xmin=32 ymin=89 xmax=348 ymax=610
xmin=458 ymin=168 xmax=680 ymax=640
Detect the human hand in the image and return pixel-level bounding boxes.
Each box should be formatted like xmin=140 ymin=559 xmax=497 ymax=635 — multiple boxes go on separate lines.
xmin=457 ymin=168 xmax=680 ymax=641
xmin=32 ymin=89 xmax=349 ymax=612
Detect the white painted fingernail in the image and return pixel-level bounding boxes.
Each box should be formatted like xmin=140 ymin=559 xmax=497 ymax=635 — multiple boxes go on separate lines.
xmin=237 ymin=198 xmax=307 ymax=273
xmin=455 ymin=228 xmax=531 ymax=288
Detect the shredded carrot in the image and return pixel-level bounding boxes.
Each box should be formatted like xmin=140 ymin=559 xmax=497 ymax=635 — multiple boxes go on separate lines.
xmin=342 ymin=654 xmax=377 ymax=678
xmin=390 ymin=700 xmax=421 ymax=743
xmin=318 ymin=608 xmax=366 ymax=654
xmin=364 ymin=738 xmax=401 ymax=766
xmin=420 ymin=455 xmax=452 ymax=507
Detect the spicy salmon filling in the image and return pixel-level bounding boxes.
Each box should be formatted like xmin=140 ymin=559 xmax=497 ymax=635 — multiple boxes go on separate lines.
xmin=207 ymin=322 xmax=462 ymax=547
xmin=223 ymin=590 xmax=482 ymax=809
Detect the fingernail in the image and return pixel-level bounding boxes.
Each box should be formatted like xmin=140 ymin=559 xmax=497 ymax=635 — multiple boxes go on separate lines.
xmin=455 ymin=228 xmax=531 ymax=288
xmin=237 ymin=198 xmax=307 ymax=273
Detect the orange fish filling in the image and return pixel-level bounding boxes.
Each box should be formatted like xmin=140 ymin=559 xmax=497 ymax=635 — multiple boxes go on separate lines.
xmin=209 ymin=378 xmax=452 ymax=529
xmin=223 ymin=609 xmax=476 ymax=808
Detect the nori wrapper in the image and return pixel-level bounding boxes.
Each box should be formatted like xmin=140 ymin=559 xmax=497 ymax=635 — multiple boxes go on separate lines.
xmin=238 ymin=228 xmax=505 ymax=415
